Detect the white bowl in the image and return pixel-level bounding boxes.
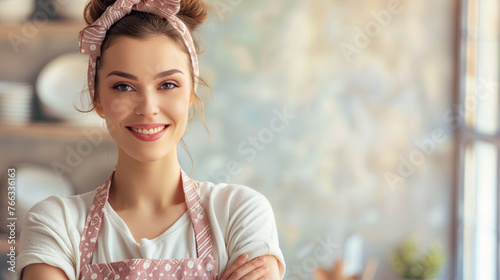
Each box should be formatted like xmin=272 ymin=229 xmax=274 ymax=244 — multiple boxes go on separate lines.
xmin=0 ymin=0 xmax=35 ymax=23
xmin=36 ymin=52 xmax=101 ymax=126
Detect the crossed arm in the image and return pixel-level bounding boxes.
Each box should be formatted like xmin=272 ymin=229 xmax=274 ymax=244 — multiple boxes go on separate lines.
xmin=22 ymin=254 xmax=282 ymax=280
xmin=219 ymin=254 xmax=282 ymax=280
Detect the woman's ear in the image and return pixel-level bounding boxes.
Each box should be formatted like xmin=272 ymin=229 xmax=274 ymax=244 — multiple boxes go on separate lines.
xmin=95 ymin=99 xmax=105 ymax=118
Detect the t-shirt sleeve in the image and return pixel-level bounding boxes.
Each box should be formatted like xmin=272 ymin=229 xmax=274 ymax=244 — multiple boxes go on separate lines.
xmin=222 ymin=185 xmax=286 ymax=278
xmin=16 ymin=196 xmax=78 ymax=280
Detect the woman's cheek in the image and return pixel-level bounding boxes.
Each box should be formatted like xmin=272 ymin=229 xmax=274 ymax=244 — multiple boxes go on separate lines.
xmin=109 ymin=99 xmax=127 ymax=116
xmin=168 ymin=96 xmax=191 ymax=120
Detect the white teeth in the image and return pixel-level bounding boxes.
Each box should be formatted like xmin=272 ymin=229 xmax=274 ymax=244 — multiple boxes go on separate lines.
xmin=130 ymin=126 xmax=166 ymax=135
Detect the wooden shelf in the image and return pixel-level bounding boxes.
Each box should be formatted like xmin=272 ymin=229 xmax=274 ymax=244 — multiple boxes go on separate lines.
xmin=0 ymin=122 xmax=112 ymax=142
xmin=0 ymin=20 xmax=85 ymax=37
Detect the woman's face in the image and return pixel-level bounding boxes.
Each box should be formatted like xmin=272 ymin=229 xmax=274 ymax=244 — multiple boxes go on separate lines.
xmin=95 ymin=35 xmax=192 ymax=163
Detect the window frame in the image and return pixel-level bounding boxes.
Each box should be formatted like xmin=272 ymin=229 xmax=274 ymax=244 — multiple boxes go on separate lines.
xmin=454 ymin=0 xmax=500 ymax=279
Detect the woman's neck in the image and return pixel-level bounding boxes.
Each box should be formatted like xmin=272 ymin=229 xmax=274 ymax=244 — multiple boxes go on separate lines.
xmin=108 ymin=148 xmax=185 ymax=211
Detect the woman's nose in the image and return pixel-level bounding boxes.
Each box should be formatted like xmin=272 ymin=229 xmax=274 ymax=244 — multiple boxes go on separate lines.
xmin=133 ymin=89 xmax=159 ymax=117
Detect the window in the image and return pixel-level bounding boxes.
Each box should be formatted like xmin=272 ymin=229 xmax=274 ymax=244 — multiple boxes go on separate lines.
xmin=455 ymin=0 xmax=499 ymax=279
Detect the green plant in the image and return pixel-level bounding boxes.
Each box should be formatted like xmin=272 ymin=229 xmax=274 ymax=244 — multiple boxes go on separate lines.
xmin=388 ymin=237 xmax=446 ymax=279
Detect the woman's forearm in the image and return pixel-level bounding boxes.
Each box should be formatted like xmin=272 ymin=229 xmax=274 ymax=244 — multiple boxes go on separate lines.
xmin=263 ymin=255 xmax=282 ymax=280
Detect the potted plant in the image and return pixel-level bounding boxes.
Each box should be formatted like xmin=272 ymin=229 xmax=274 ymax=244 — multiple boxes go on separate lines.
xmin=388 ymin=237 xmax=446 ymax=280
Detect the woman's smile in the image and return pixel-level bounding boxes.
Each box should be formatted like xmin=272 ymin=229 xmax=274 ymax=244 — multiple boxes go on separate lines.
xmin=126 ymin=123 xmax=170 ymax=142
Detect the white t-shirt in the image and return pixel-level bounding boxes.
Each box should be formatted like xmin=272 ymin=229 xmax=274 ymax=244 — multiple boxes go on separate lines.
xmin=17 ymin=180 xmax=286 ymax=280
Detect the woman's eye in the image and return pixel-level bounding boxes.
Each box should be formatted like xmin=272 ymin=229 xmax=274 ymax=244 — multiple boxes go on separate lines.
xmin=113 ymin=83 xmax=132 ymax=92
xmin=160 ymin=82 xmax=178 ymax=90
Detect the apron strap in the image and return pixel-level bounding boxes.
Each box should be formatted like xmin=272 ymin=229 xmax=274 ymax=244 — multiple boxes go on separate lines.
xmin=181 ymin=170 xmax=215 ymax=259
xmin=79 ymin=171 xmax=113 ymax=266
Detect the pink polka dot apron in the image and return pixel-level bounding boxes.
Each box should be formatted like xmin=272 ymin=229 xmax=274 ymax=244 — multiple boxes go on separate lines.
xmin=78 ymin=169 xmax=218 ymax=280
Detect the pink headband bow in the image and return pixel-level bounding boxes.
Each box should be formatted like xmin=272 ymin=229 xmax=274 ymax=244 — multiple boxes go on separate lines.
xmin=78 ymin=0 xmax=199 ymax=99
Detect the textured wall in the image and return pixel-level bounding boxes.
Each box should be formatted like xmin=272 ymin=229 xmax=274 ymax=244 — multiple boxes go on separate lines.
xmin=182 ymin=0 xmax=456 ymax=279
xmin=0 ymin=0 xmax=456 ymax=279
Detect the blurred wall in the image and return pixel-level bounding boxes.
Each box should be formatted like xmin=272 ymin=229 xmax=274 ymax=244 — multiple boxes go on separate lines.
xmin=0 ymin=0 xmax=457 ymax=279
xmin=185 ymin=0 xmax=456 ymax=279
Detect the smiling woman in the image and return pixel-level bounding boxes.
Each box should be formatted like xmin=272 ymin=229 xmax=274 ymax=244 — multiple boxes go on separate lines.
xmin=15 ymin=0 xmax=286 ymax=280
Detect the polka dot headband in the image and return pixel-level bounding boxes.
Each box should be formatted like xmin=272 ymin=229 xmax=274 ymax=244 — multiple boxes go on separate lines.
xmin=78 ymin=0 xmax=200 ymax=99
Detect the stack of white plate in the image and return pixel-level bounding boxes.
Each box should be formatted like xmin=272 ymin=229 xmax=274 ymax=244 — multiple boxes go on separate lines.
xmin=0 ymin=81 xmax=33 ymax=125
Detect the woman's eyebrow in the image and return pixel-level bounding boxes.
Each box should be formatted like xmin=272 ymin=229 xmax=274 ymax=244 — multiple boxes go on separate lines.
xmin=106 ymin=69 xmax=184 ymax=80
xmin=154 ymin=69 xmax=184 ymax=79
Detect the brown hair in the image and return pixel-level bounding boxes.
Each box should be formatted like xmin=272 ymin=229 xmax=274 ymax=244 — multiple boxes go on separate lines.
xmin=81 ymin=0 xmax=211 ymax=164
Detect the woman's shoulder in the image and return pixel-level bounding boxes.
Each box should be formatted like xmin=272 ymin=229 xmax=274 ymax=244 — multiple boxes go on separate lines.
xmin=23 ymin=188 xmax=97 ymax=226
xmin=31 ymin=188 xmax=95 ymax=211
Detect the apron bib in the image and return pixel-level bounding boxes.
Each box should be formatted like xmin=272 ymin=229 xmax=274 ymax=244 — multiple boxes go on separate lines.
xmin=78 ymin=169 xmax=218 ymax=280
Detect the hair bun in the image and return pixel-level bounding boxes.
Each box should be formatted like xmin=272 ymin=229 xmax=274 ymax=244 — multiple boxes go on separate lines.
xmin=177 ymin=0 xmax=208 ymax=31
xmin=83 ymin=0 xmax=115 ymax=25
xmin=83 ymin=0 xmax=208 ymax=31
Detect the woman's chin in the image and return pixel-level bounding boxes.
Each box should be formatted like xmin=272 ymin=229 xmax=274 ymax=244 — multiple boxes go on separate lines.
xmin=119 ymin=145 xmax=175 ymax=164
